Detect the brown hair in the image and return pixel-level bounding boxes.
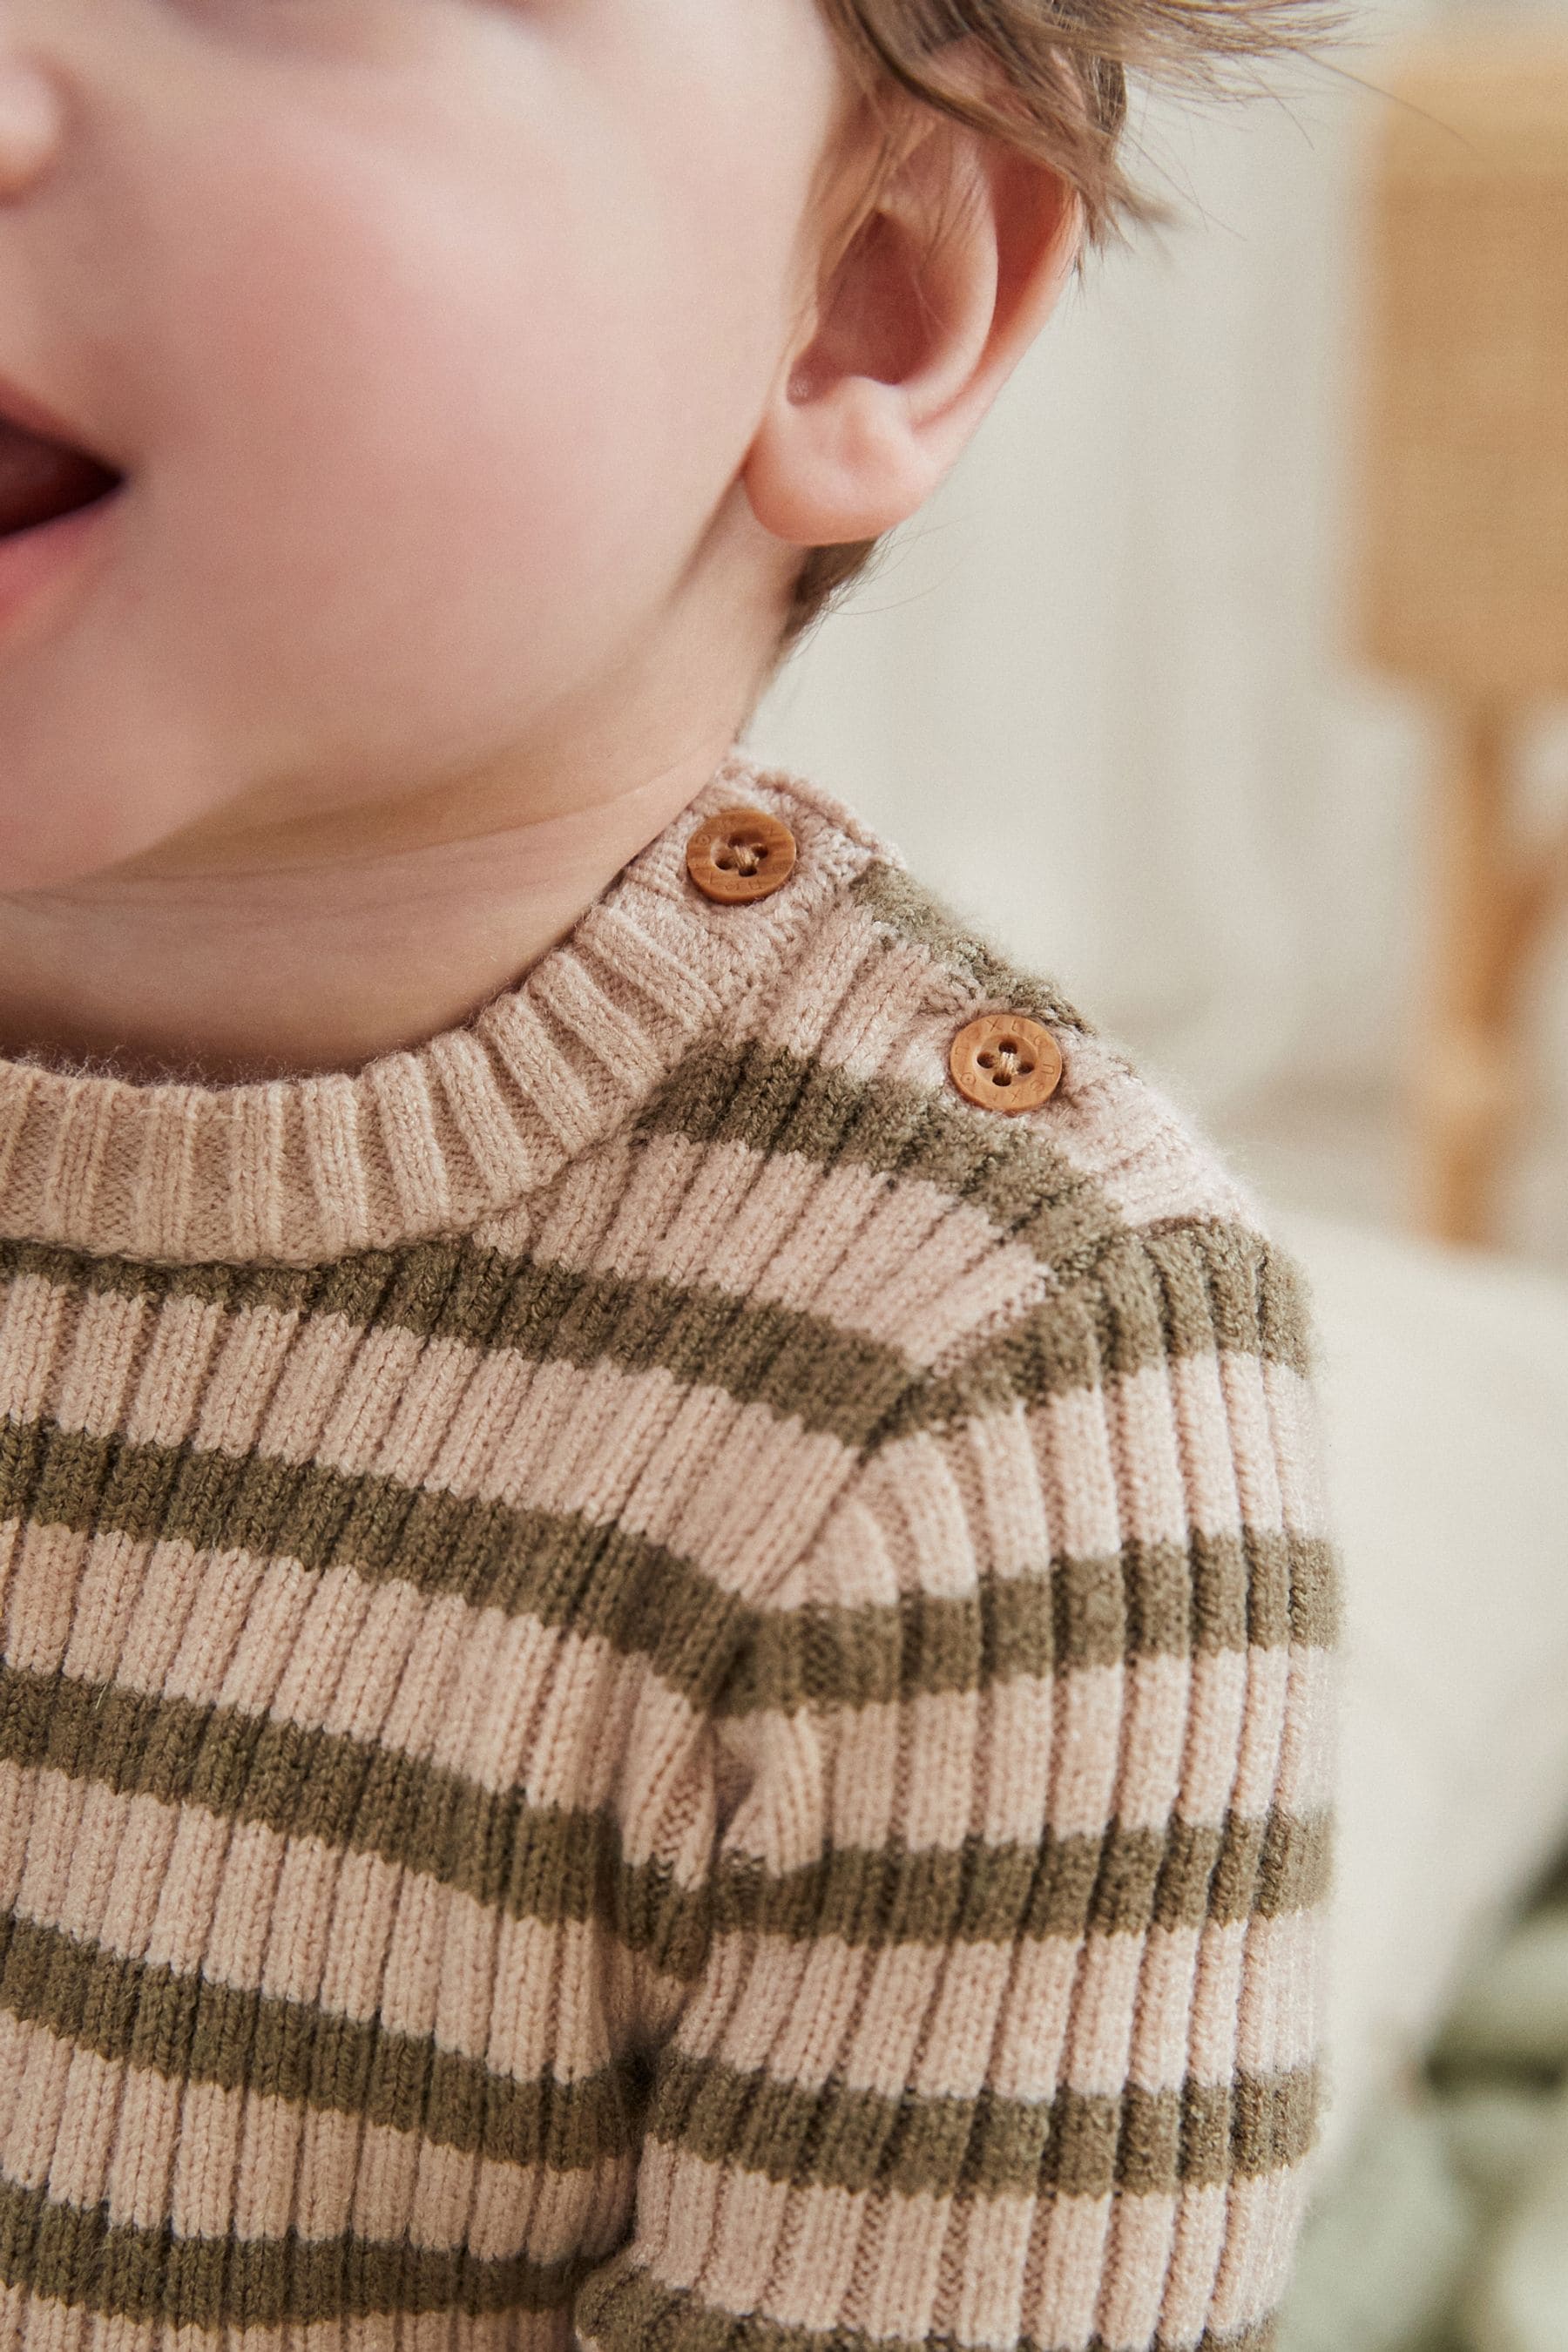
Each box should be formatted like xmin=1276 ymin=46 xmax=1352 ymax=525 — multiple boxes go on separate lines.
xmin=771 ymin=0 xmax=1336 ymax=670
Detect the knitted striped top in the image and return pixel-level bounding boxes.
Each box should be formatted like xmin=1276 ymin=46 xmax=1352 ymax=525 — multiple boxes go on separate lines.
xmin=0 ymin=749 xmax=1339 ymax=2352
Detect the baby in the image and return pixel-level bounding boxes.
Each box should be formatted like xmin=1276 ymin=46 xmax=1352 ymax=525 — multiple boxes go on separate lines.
xmin=0 ymin=3 xmax=1340 ymax=2349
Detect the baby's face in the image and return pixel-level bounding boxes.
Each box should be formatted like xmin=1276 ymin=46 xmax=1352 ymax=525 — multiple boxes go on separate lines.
xmin=0 ymin=0 xmax=848 ymax=887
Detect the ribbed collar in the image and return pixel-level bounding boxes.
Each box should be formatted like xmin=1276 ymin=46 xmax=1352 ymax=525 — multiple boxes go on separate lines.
xmin=0 ymin=750 xmax=882 ymax=1268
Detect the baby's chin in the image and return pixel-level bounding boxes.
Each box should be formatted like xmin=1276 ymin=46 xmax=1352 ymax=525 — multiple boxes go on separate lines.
xmin=0 ymin=789 xmax=186 ymax=896
xmin=0 ymin=679 xmax=230 ymax=896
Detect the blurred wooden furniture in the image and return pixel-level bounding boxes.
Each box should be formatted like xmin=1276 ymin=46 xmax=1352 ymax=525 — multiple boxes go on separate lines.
xmin=1356 ymin=28 xmax=1568 ymax=1246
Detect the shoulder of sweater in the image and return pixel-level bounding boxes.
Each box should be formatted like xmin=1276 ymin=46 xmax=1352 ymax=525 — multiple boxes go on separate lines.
xmin=688 ymin=770 xmax=1318 ymax=1409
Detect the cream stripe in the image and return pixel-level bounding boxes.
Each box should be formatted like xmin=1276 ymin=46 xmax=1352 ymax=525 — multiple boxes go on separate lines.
xmin=631 ymin=2138 xmax=1304 ymax=2348
xmin=1040 ymin=1038 xmax=1253 ymax=1232
xmin=1263 ymin=1350 xmax=1331 ymax=1536
xmin=301 ymin=1342 xmax=855 ymax=1601
xmin=606 ymin=1133 xmax=1047 ymax=1366
xmin=1187 ymin=1917 xmax=1251 ymax=2090
xmin=6 ymin=1512 xmax=711 ymax=1795
xmin=1116 ymin=1653 xmax=1192 ymax=1834
xmin=0 ymin=2005 xmax=71 ymax=2192
xmin=118 ymin=1290 xmax=230 ymax=1450
xmin=1025 ymin=2180 xmax=1114 ymax=2350
xmin=1127 ymin=1923 xmax=1206 ymax=2099
xmin=1168 ymin=1351 xmax=1247 ymax=1536
xmin=1051 ymin=1662 xmax=1127 ymax=1840
xmin=868 ymin=1427 xmax=981 ymax=1600
xmin=929 ymin=1941 xmax=1035 ymax=2102
xmin=0 ymin=1321 xmax=1326 ymax=1679
xmin=0 ymin=1761 xmax=679 ymax=2075
xmin=1067 ymin=1930 xmax=1146 ymax=2099
xmin=1205 ymin=2164 xmax=1309 ymax=2333
xmin=1038 ymin=1383 xmax=1124 ymax=1562
xmin=1157 ymin=2179 xmax=1233 ymax=2344
xmin=1274 ymin=1641 xmax=1339 ymax=1817
xmin=843 ymin=1356 xmax=1330 ymax=1599
xmin=727 ymin=1649 xmax=1334 ymax=1867
xmin=655 ymin=934 xmax=1252 ymax=1256
xmin=3 ymin=1467 xmax=1327 ymax=1808
xmin=1 ymin=1771 xmax=1327 ymax=2112
xmin=952 ymin=2188 xmax=1037 ymax=2345
xmin=611 ymin=1373 xmax=854 ymax=1592
xmin=0 ymin=1271 xmax=72 ymax=1425
xmin=670 ymin=1911 xmax=1324 ymax=2106
xmin=1095 ymin=2187 xmax=1180 ymax=2349
xmin=1228 ymin=1643 xmax=1294 ymax=1821
xmin=763 ymin=2180 xmax=868 ymax=2331
xmin=1217 ymin=1348 xmax=1288 ymax=1538
xmin=999 ymin=1931 xmax=1127 ymax=2109
xmin=848 ymin=2178 xmax=951 ymax=2339
xmin=956 ymin=1406 xmax=1055 ymax=1580
xmin=0 ymin=2010 xmax=632 ymax=2262
xmin=843 ymin=1943 xmax=950 ymax=2106
xmin=754 ymin=891 xmax=929 ymax=1074
xmin=1235 ymin=1909 xmax=1327 ymax=2081
xmin=1107 ymin=1358 xmax=1192 ymax=1551
xmin=3 ymin=1271 xmax=1327 ymax=1578
xmin=1 ymin=1531 xmax=705 ymax=1827
xmin=44 ymin=1282 xmax=148 ymax=1439
xmin=978 ymin=1669 xmax=1058 ymax=1845
xmin=1177 ymin=1647 xmax=1251 ymax=1825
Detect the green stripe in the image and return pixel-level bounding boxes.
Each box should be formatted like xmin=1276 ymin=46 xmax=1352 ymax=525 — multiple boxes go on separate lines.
xmin=0 ymin=2172 xmax=590 ymax=2327
xmin=0 ymin=1410 xmax=1334 ymax=1725
xmin=0 ymin=1200 xmax=1305 ymax=1477
xmin=848 ymin=860 xmax=1097 ymax=1037
xmin=0 ymin=1661 xmax=712 ymax=1979
xmin=0 ymin=1909 xmax=648 ymax=2169
xmin=720 ymin=1525 xmax=1339 ymax=1714
xmin=1 ymin=1663 xmax=1326 ymax=1953
xmin=577 ymin=2262 xmax=1281 ymax=2352
xmin=634 ymin=1037 xmax=1123 ymax=1283
xmin=0 ymin=1905 xmax=1317 ymax=2209
xmin=0 ymin=1416 xmax=754 ymax=1715
xmin=0 ymin=1205 xmax=1313 ymax=1489
xmin=721 ymin=1803 xmax=1330 ymax=1943
xmin=652 ymin=2046 xmax=1320 ymax=2197
xmin=886 ymin=1217 xmax=1314 ymax=1442
xmin=0 ymin=1237 xmax=916 ymax=1451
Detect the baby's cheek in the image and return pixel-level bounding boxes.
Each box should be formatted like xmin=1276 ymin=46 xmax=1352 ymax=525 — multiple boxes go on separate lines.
xmin=148 ymin=226 xmax=667 ymax=739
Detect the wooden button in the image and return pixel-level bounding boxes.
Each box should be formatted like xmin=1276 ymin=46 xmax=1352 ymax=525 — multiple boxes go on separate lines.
xmin=949 ymin=1013 xmax=1063 ymax=1113
xmin=686 ymin=808 xmax=797 ymax=904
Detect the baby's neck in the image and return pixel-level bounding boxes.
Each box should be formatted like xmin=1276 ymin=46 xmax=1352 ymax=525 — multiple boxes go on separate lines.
xmin=0 ymin=733 xmax=735 ymax=1090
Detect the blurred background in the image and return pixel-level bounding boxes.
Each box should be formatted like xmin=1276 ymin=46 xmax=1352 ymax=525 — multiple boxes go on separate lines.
xmin=746 ymin=3 xmax=1568 ymax=2342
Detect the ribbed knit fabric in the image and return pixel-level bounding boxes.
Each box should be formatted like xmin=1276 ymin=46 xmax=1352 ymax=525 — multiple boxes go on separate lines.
xmin=0 ymin=747 xmax=1340 ymax=2352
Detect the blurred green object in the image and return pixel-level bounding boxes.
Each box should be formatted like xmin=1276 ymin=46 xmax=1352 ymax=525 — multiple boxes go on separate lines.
xmin=1434 ymin=1916 xmax=1568 ymax=2077
xmin=1276 ymin=2096 xmax=1478 ymax=2352
xmin=1280 ymin=1851 xmax=1568 ymax=2352
xmin=1441 ymin=2089 xmax=1568 ymax=2219
xmin=1464 ymin=2119 xmax=1568 ymax=2352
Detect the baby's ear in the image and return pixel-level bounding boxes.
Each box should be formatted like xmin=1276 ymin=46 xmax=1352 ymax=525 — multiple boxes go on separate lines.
xmin=742 ymin=39 xmax=1082 ymax=550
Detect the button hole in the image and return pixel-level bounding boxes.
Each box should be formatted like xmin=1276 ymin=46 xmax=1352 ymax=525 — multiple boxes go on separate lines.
xmin=717 ymin=838 xmax=765 ymax=876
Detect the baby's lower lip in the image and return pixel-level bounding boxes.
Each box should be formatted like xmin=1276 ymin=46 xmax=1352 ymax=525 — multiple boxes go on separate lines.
xmin=0 ymin=481 xmax=126 ymax=642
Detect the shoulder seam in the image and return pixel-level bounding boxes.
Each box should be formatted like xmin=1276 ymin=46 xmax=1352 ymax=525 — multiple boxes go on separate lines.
xmin=862 ymin=1213 xmax=1313 ymax=1453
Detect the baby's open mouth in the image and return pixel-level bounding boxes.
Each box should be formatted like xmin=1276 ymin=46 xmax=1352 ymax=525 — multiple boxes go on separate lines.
xmin=0 ymin=414 xmax=124 ymax=541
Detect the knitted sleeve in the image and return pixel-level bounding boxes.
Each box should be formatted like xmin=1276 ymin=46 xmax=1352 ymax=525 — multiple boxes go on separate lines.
xmin=573 ymin=1219 xmax=1341 ymax=2352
